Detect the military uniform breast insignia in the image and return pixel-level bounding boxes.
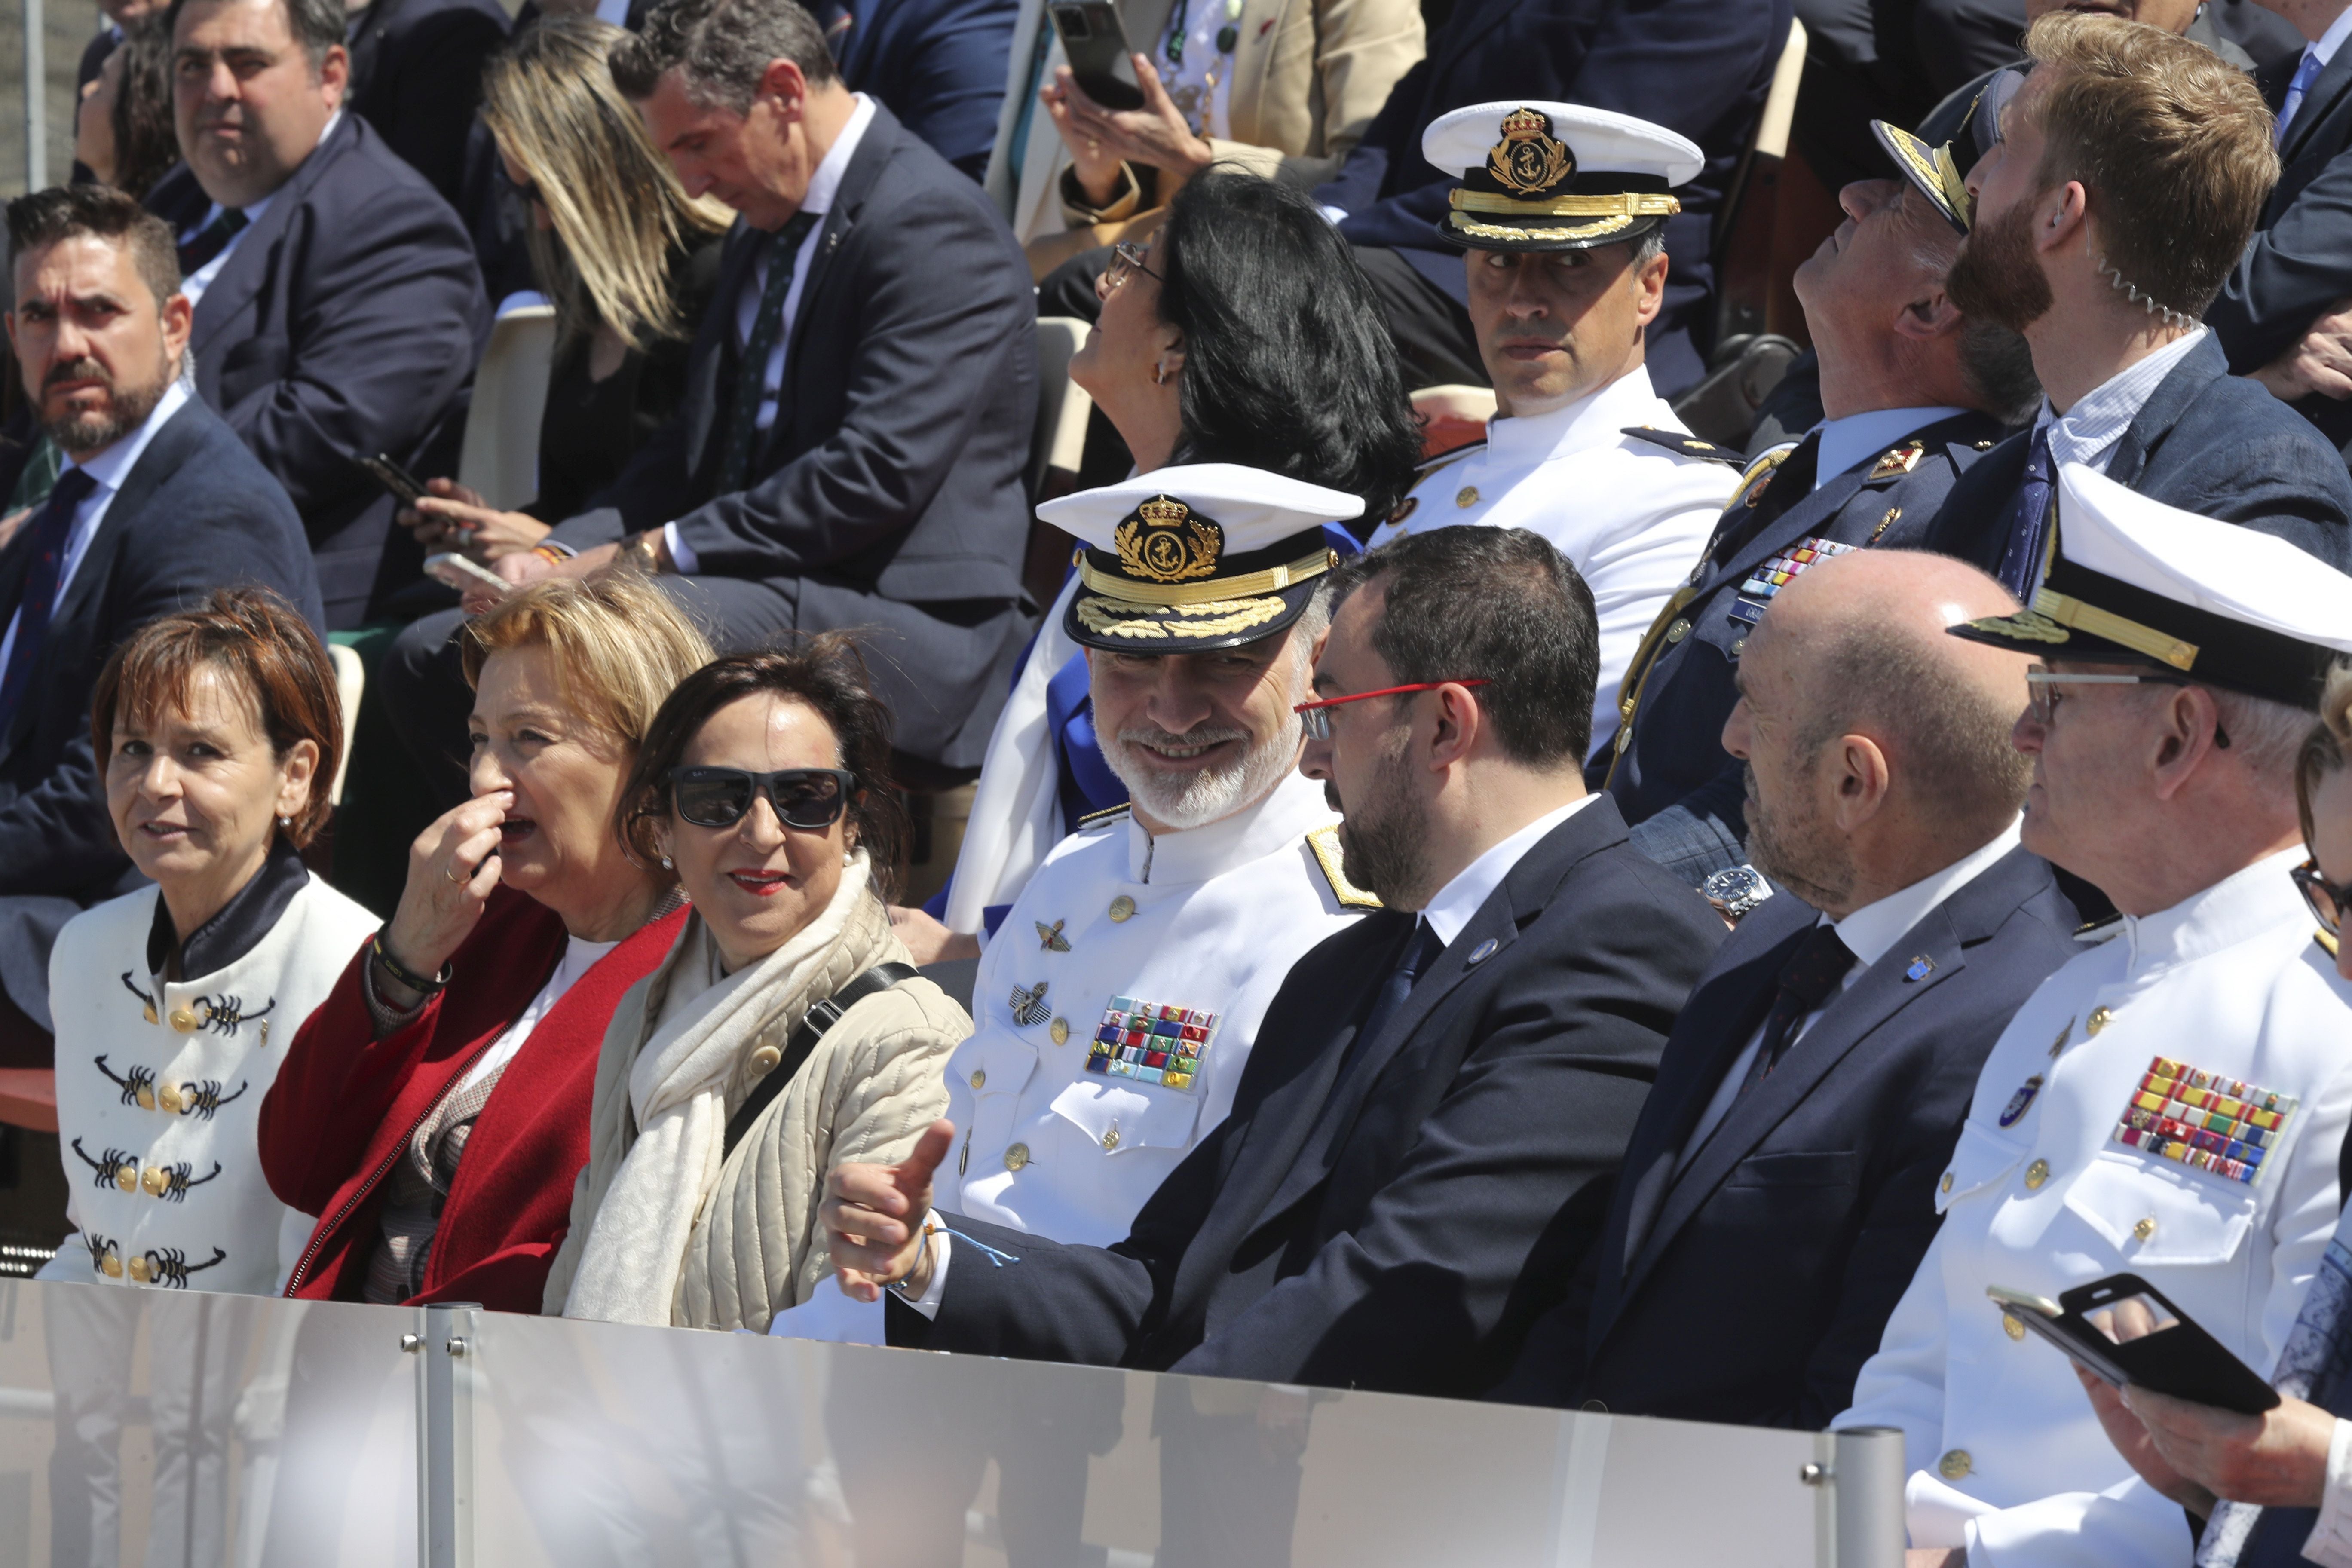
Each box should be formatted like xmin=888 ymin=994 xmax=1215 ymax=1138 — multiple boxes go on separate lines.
xmin=1087 ymin=998 xmax=1218 ymax=1092
xmin=1867 ymin=441 xmax=1925 ymax=481
xmin=1871 ymin=507 xmax=1902 ymax=544
xmin=1999 ymin=1075 xmax=2043 ymax=1128
xmin=2113 ymin=1057 xmax=2296 ymax=1186
xmin=1036 ymin=919 xmax=1070 ymax=952
xmin=1306 ymin=824 xmax=1382 ymax=910
xmin=1729 ymin=537 xmax=1858 ymax=632
xmin=1009 ymin=980 xmax=1053 ymax=1027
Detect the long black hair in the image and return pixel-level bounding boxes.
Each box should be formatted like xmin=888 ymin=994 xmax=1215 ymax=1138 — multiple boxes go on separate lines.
xmin=1156 ymin=170 xmax=1425 ymax=526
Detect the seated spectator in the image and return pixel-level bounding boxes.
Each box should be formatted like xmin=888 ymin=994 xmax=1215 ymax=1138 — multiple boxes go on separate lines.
xmin=0 ymin=186 xmax=321 ymax=1059
xmin=260 ymin=577 xmax=709 ymax=1312
xmin=818 ymin=0 xmax=1024 ymax=182
xmin=2209 ymin=0 xmax=2352 ymax=466
xmin=1013 ymin=0 xmax=1423 ymax=274
xmin=822 ymin=526 xmax=1725 ymax=1398
xmin=342 ymin=0 xmax=510 ymax=211
xmin=382 ymin=0 xmax=1037 ymax=795
xmin=1493 ymin=550 xmax=2079 ymax=1426
xmin=1366 ymin=104 xmax=1739 ymax=768
xmin=1899 ymin=12 xmax=2352 ymax=585
xmin=69 ymin=0 xmax=165 ymax=186
xmin=144 ymin=0 xmax=491 ymax=629
xmin=36 ymin=590 xmax=375 ymax=1295
xmin=936 ymin=169 xmax=1421 ymax=932
xmin=545 ymin=640 xmax=970 ymax=1329
xmin=1834 ymin=466 xmax=2352 ymax=1568
xmin=1603 ymin=166 xmax=2037 ymax=886
xmin=2071 ymin=661 xmax=2352 ymax=1568
xmin=1317 ymin=0 xmax=1788 ymax=398
xmin=400 ymin=17 xmax=730 ymax=542
xmin=74 ymin=15 xmax=178 ymax=201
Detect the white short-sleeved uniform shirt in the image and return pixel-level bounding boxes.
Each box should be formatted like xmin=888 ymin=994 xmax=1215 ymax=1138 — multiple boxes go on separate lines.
xmin=1836 ymin=849 xmax=2352 ymax=1568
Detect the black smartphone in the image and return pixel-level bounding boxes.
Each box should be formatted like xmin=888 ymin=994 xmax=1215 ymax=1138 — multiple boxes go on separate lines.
xmin=1049 ymin=2 xmax=1145 ymax=111
xmin=357 ymin=452 xmax=430 ymax=507
xmin=1988 ymin=1274 xmax=2280 ymax=1415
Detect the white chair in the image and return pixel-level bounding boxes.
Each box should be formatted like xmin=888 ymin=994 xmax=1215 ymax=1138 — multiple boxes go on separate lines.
xmin=1031 ymin=316 xmax=1095 ymax=499
xmin=327 ymin=643 xmax=364 ymax=807
xmin=456 ymin=304 xmax=558 ymax=512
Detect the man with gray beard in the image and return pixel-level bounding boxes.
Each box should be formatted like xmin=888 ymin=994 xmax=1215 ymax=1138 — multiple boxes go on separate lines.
xmin=0 ymin=184 xmax=315 ymax=1062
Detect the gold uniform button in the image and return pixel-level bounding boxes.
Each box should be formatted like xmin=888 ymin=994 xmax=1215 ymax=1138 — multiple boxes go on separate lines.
xmin=127 ymin=1256 xmax=150 ymax=1283
xmin=1455 ymin=486 xmax=1480 ymax=508
xmin=141 ymin=1166 xmax=168 ymax=1197
xmin=1664 ymin=618 xmax=1692 ymax=644
xmin=2134 ymin=1217 xmax=2157 ymax=1242
xmin=1004 ymin=1142 xmax=1030 ymax=1172
xmin=100 ymin=1253 xmax=122 ymax=1279
xmin=1730 ymin=637 xmax=1748 ymax=659
xmin=142 ymin=1003 xmax=157 ymax=1026
xmin=1051 ymin=1017 xmax=1070 ymax=1045
xmin=2003 ymin=1312 xmax=2026 ymax=1341
xmin=158 ymin=1083 xmax=182 ymax=1115
xmin=749 ymin=1045 xmax=782 ymax=1075
xmin=969 ymin=1068 xmax=986 ymax=1090
xmin=168 ymin=1006 xmax=200 ymax=1033
xmin=1939 ymin=1449 xmax=1973 ymax=1480
xmin=2088 ymin=1005 xmax=2113 ymax=1036
xmin=1939 ymin=1171 xmax=1954 ymax=1194
xmin=114 ymin=1166 xmax=138 ymax=1193
xmin=1109 ymin=895 xmax=1136 ymax=922
xmin=1102 ymin=1127 xmax=1121 ymax=1151
xmin=2024 ymin=1158 xmax=2050 ymax=1191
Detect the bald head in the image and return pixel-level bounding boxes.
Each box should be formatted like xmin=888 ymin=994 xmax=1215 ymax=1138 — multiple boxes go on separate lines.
xmin=1724 ymin=551 xmax=2033 ymax=914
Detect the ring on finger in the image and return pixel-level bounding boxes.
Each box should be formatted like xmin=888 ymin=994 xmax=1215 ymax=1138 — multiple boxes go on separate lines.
xmin=445 ymin=861 xmax=471 ymax=885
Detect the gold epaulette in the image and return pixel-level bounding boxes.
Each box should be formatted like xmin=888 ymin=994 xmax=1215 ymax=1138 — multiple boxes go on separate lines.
xmin=1307 ymin=824 xmax=1382 ymax=910
xmin=1620 ymin=426 xmax=1745 ymax=465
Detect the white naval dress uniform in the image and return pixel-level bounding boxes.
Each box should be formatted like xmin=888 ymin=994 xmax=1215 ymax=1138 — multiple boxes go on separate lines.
xmin=38 ymin=875 xmax=378 ymax=1293
xmin=1369 ymin=365 xmax=1733 ymax=759
xmin=1835 ymin=849 xmax=2352 ymax=1568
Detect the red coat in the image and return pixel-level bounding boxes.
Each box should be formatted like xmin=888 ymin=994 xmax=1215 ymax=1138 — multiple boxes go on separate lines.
xmin=261 ymin=887 xmax=687 ymax=1312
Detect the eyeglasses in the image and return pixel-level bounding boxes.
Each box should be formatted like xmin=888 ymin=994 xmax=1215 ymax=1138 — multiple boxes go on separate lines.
xmin=2022 ymin=668 xmax=2231 ymax=748
xmin=668 ymin=766 xmax=857 ymax=830
xmin=1292 ymin=680 xmax=1488 ymax=741
xmin=2293 ymin=858 xmax=2352 ymax=942
xmin=1104 ymin=239 xmax=1161 ymax=291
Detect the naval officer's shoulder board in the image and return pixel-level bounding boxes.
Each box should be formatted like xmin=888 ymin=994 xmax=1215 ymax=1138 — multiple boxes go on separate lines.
xmin=1306 ymin=824 xmax=1382 ymax=911
xmin=1389 ymin=441 xmax=1485 ymax=529
xmin=1618 ymin=426 xmax=1746 ymax=466
xmin=1076 ymin=802 xmax=1132 ymax=832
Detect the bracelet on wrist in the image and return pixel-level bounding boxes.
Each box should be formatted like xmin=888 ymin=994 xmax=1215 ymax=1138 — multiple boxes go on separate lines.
xmin=530 ymin=543 xmax=571 ymax=567
xmin=372 ymin=930 xmax=451 ymax=996
xmin=885 ymin=1225 xmax=936 ymax=1298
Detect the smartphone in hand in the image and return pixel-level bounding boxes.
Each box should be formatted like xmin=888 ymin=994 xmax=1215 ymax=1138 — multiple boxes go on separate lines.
xmin=357 ymin=453 xmax=432 ymax=507
xmin=1048 ymin=2 xmax=1145 ymax=110
xmin=1988 ymin=1275 xmax=2280 ymax=1415
xmin=425 ymin=551 xmax=510 ymax=600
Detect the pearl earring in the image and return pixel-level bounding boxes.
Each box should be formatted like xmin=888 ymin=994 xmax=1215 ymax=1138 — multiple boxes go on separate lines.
xmin=660 ymin=855 xmax=672 ymax=869
xmin=278 ymin=815 xmax=290 ymax=828
xmin=1152 ymin=361 xmax=1167 ymax=386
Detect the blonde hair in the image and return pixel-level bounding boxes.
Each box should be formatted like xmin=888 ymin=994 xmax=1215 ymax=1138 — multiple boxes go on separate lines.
xmin=459 ymin=575 xmax=717 ymax=748
xmin=480 ymin=17 xmax=732 ymax=349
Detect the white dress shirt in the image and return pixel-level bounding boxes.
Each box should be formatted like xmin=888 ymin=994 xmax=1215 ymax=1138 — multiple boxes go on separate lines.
xmin=1678 ymin=820 xmax=2023 ymax=1167
xmin=2031 ymin=326 xmax=2208 ymax=475
xmin=1813 ymin=405 xmax=1969 ymax=491
xmin=174 ymin=110 xmax=340 ymax=308
xmin=0 ymin=379 xmax=192 ymax=675
xmin=1419 ymin=794 xmax=1600 ymax=948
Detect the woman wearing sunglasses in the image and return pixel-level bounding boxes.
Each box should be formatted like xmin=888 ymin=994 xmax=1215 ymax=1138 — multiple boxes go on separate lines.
xmin=546 ymin=638 xmax=967 ymax=1330
xmin=261 ymin=578 xmax=713 ymax=1313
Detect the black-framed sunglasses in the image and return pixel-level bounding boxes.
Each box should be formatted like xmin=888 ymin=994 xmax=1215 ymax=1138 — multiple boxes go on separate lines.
xmin=668 ymin=766 xmax=857 ymax=830
xmin=2292 ymin=858 xmax=2352 ymax=940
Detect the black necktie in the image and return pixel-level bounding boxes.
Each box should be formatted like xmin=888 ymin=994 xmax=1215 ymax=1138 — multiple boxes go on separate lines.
xmin=1733 ymin=922 xmax=1857 ymax=1103
xmin=717 ymin=210 xmax=823 ymax=495
xmin=1994 ymin=424 xmax=2055 ymax=599
xmin=0 ymin=467 xmax=98 ymax=735
xmin=176 ymin=208 xmax=248 ymax=276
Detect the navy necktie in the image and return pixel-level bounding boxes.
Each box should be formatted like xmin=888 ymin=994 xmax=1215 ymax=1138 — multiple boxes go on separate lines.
xmin=0 ymin=467 xmax=98 ymax=735
xmin=717 ymin=210 xmax=822 ymax=495
xmin=1994 ymin=425 xmax=2055 ymax=599
xmin=176 ymin=208 xmax=247 ymax=276
xmin=1340 ymin=919 xmax=1445 ymax=1079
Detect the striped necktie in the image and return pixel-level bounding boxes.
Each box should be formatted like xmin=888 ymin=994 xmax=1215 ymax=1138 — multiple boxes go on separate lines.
xmin=716 ymin=211 xmax=822 ymax=496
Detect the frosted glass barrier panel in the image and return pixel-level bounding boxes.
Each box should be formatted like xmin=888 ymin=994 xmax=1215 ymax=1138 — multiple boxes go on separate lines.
xmin=0 ymin=1279 xmax=417 ymax=1568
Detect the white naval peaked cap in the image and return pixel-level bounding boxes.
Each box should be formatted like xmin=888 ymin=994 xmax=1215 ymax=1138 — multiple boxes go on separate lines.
xmin=1040 ymin=463 xmax=1362 ymax=654
xmin=1420 ymin=102 xmax=1702 ymax=253
xmin=1951 ymin=462 xmax=2352 ymax=708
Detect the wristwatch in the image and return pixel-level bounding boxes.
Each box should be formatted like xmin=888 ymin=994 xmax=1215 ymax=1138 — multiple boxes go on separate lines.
xmin=1702 ymin=864 xmax=1775 ymax=922
xmin=620 ymin=528 xmax=668 ymax=574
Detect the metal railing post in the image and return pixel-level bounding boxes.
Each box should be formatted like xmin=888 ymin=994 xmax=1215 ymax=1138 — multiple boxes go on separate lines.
xmin=1825 ymin=1425 xmax=1908 ymax=1568
xmin=409 ymin=1301 xmax=478 ymax=1568
xmin=21 ymin=0 xmax=44 ymax=193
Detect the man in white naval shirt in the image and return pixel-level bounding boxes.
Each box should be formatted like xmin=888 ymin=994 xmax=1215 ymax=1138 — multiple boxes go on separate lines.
xmin=1369 ymin=101 xmax=1740 ymax=760
xmin=1834 ymin=465 xmax=2352 ymax=1568
xmin=769 ymin=462 xmax=1375 ymax=1348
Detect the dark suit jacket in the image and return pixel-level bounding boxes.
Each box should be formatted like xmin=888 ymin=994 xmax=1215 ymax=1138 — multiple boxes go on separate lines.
xmin=1604 ymin=410 xmax=2009 ymax=880
xmin=0 ymin=398 xmax=321 ymax=1025
xmin=145 ymin=115 xmax=492 ymax=630
xmin=2208 ymin=47 xmax=2352 ymax=459
xmin=1491 ymin=844 xmax=2080 ymax=1426
xmin=818 ymin=0 xmax=1019 ymax=181
xmin=1315 ymin=0 xmax=1792 ymax=396
xmin=1925 ymin=334 xmax=2352 ymax=574
xmin=343 ymin=0 xmax=511 ymax=209
xmin=890 ymin=797 xmax=1727 ymax=1398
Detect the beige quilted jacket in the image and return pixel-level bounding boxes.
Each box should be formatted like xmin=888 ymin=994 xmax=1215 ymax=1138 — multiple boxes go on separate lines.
xmin=542 ymin=892 xmax=966 ymax=1330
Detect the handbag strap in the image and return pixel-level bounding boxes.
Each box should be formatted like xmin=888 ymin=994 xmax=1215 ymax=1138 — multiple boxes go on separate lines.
xmin=721 ymin=961 xmax=921 ymax=1158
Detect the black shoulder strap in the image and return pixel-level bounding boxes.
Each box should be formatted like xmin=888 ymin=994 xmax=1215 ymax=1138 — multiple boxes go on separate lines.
xmin=722 ymin=961 xmax=921 ymax=1157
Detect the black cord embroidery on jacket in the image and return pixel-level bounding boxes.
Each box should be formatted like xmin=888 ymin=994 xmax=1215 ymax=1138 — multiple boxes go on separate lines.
xmin=93 ymin=1055 xmax=156 ymax=1109
xmin=69 ymin=1139 xmax=135 ymax=1190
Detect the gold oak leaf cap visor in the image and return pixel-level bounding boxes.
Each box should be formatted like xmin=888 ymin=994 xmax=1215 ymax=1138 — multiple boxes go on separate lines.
xmin=1042 ymin=462 xmax=1365 ymax=654
xmin=1871 ymin=118 xmax=1974 ymax=234
xmin=1419 ymin=101 xmax=1703 ymax=253
xmin=1949 ymin=463 xmax=2352 ymax=710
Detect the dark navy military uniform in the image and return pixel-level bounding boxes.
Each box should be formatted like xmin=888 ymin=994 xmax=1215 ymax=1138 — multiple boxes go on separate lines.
xmin=1598 ymin=410 xmax=2009 ymax=885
